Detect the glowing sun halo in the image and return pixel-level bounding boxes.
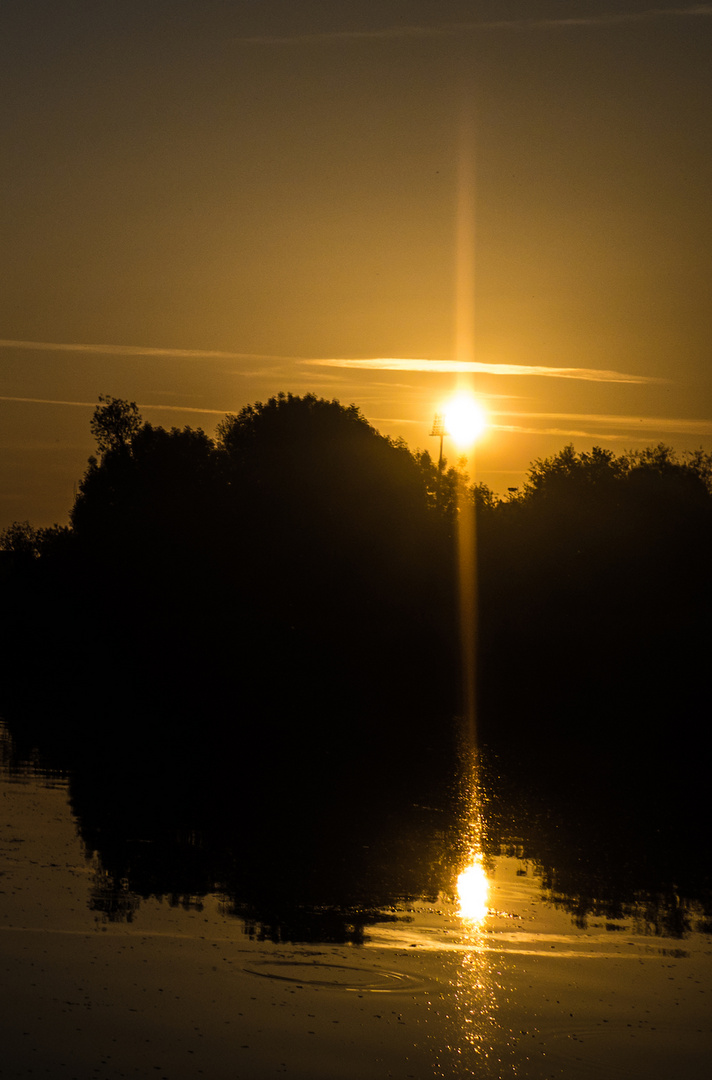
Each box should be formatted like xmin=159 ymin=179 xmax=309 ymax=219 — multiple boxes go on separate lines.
xmin=444 ymin=394 xmax=487 ymax=447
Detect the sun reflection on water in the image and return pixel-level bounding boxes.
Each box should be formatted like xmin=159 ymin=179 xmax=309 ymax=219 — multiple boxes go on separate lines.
xmin=447 ymin=851 xmax=520 ymax=1077
xmin=440 ymin=759 xmax=519 ymax=1076
xmin=457 ymin=855 xmax=489 ymax=924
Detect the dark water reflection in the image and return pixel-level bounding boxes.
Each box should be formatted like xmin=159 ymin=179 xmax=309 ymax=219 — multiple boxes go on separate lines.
xmin=2 ymin=710 xmax=710 ymax=944
xmin=3 ymin=713 xmax=712 ymax=1080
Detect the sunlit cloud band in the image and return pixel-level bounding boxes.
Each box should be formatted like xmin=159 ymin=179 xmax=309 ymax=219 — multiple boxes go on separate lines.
xmin=305 ymin=357 xmax=655 ymax=384
xmin=1 ymin=339 xmax=656 ymax=383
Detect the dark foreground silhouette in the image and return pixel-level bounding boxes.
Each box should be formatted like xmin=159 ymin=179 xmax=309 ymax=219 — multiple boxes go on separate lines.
xmin=1 ymin=393 xmax=711 ymax=938
xmin=2 ymin=394 xmax=710 ymax=746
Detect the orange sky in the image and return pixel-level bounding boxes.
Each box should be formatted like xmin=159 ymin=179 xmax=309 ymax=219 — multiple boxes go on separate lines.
xmin=1 ymin=1 xmax=711 ymax=529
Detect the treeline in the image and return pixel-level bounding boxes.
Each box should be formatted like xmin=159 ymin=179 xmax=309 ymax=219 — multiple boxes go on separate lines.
xmin=1 ymin=393 xmax=711 ymax=806
xmin=479 ymin=443 xmax=712 ymax=766
xmin=0 ymin=395 xmax=461 ymax=807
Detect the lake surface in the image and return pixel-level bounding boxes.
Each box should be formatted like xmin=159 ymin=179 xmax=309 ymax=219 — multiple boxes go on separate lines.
xmin=1 ymin=719 xmax=710 ymax=1079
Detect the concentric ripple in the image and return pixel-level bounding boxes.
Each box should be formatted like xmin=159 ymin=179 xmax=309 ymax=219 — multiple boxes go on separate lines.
xmin=243 ymin=959 xmax=424 ymax=993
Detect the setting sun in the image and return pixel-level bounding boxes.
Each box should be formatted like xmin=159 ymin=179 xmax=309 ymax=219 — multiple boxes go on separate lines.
xmin=444 ymin=394 xmax=487 ymax=448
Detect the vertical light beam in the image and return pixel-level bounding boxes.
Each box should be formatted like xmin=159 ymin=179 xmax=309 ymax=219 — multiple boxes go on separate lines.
xmin=455 ymin=103 xmax=476 ymax=370
xmin=455 ymin=99 xmax=479 ymax=758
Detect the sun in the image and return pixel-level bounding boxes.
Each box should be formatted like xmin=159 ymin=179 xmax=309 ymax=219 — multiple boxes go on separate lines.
xmin=443 ymin=393 xmax=487 ymax=448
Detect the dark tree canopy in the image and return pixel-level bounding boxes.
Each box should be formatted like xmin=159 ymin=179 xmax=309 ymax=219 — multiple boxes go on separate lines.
xmin=2 ymin=393 xmax=711 ymax=813
xmin=215 ymin=393 xmax=432 ymax=533
xmin=521 ymin=442 xmax=712 ymax=504
xmin=216 ymin=392 xmax=373 ymax=458
xmin=52 ymin=394 xmax=460 ymax=775
xmin=71 ymin=417 xmax=218 ymax=554
xmin=215 ymin=392 xmax=442 ymax=560
xmin=89 ymin=395 xmax=142 ymax=456
xmin=0 ymin=520 xmax=42 ymax=558
xmin=522 ymin=444 xmax=626 ymax=500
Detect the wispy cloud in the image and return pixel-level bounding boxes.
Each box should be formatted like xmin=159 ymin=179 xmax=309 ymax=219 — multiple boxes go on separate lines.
xmin=0 ymin=339 xmax=657 ymax=384
xmin=492 ymin=410 xmax=712 ymax=438
xmin=0 ymin=339 xmax=288 ymax=363
xmin=0 ymin=396 xmax=229 ymax=416
xmin=2 ymin=397 xmax=707 ymax=444
xmin=495 ymin=423 xmax=635 ymax=439
xmin=304 ymin=357 xmax=656 ymax=384
xmin=240 ymin=5 xmax=712 ymax=44
xmin=494 ymin=410 xmax=712 ymax=434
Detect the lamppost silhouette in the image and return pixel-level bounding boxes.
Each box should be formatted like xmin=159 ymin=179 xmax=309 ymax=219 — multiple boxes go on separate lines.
xmin=430 ymin=412 xmax=449 ymax=473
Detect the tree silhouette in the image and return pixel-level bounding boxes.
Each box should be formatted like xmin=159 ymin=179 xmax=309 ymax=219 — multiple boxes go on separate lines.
xmin=474 ymin=440 xmax=712 ymax=771
xmin=89 ymin=395 xmax=142 ymax=456
xmin=214 ymin=393 xmax=458 ymax=756
xmin=0 ymin=520 xmax=42 ymax=559
xmin=2 ymin=396 xmax=710 ymax=819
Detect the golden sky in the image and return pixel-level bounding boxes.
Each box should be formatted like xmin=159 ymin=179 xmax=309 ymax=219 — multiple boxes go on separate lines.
xmin=1 ymin=1 xmax=711 ymax=528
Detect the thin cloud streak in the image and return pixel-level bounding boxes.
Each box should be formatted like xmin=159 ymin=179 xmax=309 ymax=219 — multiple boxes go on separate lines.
xmin=0 ymin=396 xmax=230 ymax=416
xmin=2 ymin=397 xmax=707 ymax=443
xmin=493 ymin=410 xmax=712 ymax=435
xmin=0 ymin=339 xmax=656 ymax=383
xmin=494 ymin=424 xmax=639 ymax=440
xmin=306 ymin=357 xmax=655 ymax=384
xmin=240 ymin=5 xmax=712 ymax=44
xmin=0 ymin=339 xmax=292 ymax=363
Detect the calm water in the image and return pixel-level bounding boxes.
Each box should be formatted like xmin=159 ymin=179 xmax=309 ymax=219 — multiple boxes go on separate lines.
xmin=1 ymin=719 xmax=710 ymax=1079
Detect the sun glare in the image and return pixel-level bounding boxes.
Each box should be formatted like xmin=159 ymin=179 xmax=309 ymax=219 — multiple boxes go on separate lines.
xmin=457 ymin=857 xmax=489 ymax=924
xmin=444 ymin=394 xmax=487 ymax=447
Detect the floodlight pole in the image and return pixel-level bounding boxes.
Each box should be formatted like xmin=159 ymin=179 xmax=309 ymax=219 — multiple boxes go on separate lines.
xmin=430 ymin=413 xmax=448 ymax=472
